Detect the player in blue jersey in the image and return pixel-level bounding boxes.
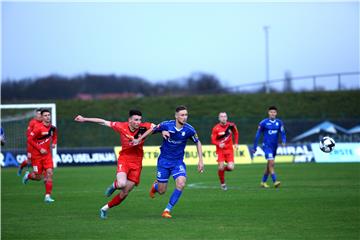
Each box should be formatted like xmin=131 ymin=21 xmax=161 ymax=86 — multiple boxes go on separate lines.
xmin=253 ymin=106 xmax=286 ymax=188
xmin=148 ymin=105 xmax=204 ymax=218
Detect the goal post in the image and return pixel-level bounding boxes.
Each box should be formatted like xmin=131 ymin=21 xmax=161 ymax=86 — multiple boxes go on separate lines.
xmin=0 ymin=103 xmax=58 ymax=167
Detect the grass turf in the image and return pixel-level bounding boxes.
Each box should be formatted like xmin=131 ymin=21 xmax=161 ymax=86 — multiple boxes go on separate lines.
xmin=2 ymin=163 xmax=360 ymax=240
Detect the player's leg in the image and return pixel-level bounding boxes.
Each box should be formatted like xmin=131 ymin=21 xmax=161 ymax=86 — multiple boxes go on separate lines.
xmin=105 ymin=160 xmax=128 ymax=197
xmin=162 ymin=163 xmax=187 ymax=218
xmin=261 ymin=148 xmax=271 ymax=188
xmin=100 ymin=180 xmax=136 ymax=219
xmin=44 ymin=167 xmax=55 ymax=202
xmin=23 ymin=160 xmax=42 ymax=184
xmin=150 ymin=165 xmax=169 ymax=198
xmin=269 ymin=149 xmax=281 ymax=188
xmin=18 ymin=153 xmax=31 ymax=176
xmin=217 ymin=161 xmax=227 ymax=190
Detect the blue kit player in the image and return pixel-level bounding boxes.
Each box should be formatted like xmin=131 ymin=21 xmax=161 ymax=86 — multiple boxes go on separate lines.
xmin=253 ymin=106 xmax=286 ymax=188
xmin=149 ymin=105 xmax=204 ymax=218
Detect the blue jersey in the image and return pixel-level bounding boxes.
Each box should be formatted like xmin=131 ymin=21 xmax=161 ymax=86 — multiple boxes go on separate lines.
xmin=253 ymin=118 xmax=286 ymax=149
xmin=154 ymin=120 xmax=199 ymax=167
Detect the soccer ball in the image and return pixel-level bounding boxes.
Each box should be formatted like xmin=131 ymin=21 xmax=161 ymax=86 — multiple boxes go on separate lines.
xmin=319 ymin=136 xmax=335 ymax=153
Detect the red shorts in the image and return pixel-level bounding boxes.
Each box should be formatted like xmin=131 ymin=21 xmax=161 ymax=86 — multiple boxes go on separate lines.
xmin=117 ymin=157 xmax=142 ymax=186
xmin=32 ymin=154 xmax=53 ymax=174
xmin=216 ymin=150 xmax=234 ymax=163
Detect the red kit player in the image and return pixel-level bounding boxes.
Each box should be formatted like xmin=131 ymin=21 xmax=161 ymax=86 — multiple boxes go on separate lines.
xmin=18 ymin=108 xmax=43 ymax=176
xmin=74 ymin=110 xmax=155 ymax=219
xmin=211 ymin=112 xmax=239 ymax=190
xmin=23 ymin=109 xmax=57 ymax=203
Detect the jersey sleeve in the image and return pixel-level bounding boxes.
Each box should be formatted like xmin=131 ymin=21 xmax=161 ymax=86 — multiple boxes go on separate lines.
xmin=211 ymin=126 xmax=220 ymax=146
xmin=189 ymin=128 xmax=199 ymax=143
xmin=153 ymin=121 xmax=168 ymax=133
xmin=280 ymin=120 xmax=286 ymax=144
xmin=253 ymin=120 xmax=265 ymax=149
xmin=28 ymin=126 xmax=41 ymax=151
xmin=231 ymin=123 xmax=239 ymax=145
xmin=52 ymin=126 xmax=58 ymax=145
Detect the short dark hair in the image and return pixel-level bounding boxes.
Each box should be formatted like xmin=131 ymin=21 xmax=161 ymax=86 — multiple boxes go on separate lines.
xmin=175 ymin=105 xmax=187 ymax=113
xmin=41 ymin=109 xmax=50 ymax=115
xmin=129 ymin=109 xmax=142 ymax=117
xmin=268 ymin=106 xmax=278 ymax=111
xmin=35 ymin=108 xmax=43 ymax=112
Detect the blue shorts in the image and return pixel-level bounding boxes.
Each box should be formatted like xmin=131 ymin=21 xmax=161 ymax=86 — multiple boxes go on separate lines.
xmin=263 ymin=146 xmax=277 ymax=160
xmin=156 ymin=162 xmax=187 ymax=183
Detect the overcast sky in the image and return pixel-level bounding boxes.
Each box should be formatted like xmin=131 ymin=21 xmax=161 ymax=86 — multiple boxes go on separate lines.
xmin=2 ymin=1 xmax=359 ymax=89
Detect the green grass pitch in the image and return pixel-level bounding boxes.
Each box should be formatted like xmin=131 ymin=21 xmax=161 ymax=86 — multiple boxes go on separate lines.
xmin=2 ymin=163 xmax=360 ymax=240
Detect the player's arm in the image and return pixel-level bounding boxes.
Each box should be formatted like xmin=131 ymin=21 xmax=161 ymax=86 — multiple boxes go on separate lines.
xmin=52 ymin=126 xmax=58 ymax=149
xmin=74 ymin=115 xmax=111 ymax=127
xmin=232 ymin=123 xmax=239 ymax=149
xmin=131 ymin=123 xmax=157 ymax=146
xmin=280 ymin=121 xmax=286 ymax=146
xmin=191 ymin=131 xmax=204 ymax=173
xmin=152 ymin=121 xmax=170 ymax=139
xmin=196 ymin=141 xmax=204 ymax=173
xmin=0 ymin=128 xmax=5 ymax=146
xmin=28 ymin=128 xmax=47 ymax=155
xmin=253 ymin=122 xmax=264 ymax=152
xmin=211 ymin=127 xmax=219 ymax=145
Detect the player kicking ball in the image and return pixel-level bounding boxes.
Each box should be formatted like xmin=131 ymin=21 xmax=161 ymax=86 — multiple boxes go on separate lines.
xmin=74 ymin=110 xmax=155 ymax=219
xmin=253 ymin=106 xmax=286 ymax=188
xmin=149 ymin=105 xmax=204 ymax=218
xmin=211 ymin=112 xmax=239 ymax=190
xmin=23 ymin=109 xmax=57 ymax=203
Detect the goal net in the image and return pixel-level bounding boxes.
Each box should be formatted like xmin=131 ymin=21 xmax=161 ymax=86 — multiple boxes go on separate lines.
xmin=0 ymin=103 xmax=57 ymax=167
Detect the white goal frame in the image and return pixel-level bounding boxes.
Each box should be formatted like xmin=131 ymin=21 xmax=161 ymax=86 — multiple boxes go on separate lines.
xmin=0 ymin=103 xmax=57 ymax=167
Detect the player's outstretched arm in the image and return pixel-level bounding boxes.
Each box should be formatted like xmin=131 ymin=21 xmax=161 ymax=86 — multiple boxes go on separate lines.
xmin=131 ymin=123 xmax=157 ymax=146
xmin=196 ymin=141 xmax=204 ymax=173
xmin=74 ymin=115 xmax=111 ymax=127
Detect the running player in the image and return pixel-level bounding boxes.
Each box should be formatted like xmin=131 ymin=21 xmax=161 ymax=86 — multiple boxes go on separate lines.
xmin=253 ymin=106 xmax=286 ymax=188
xmin=149 ymin=105 xmax=204 ymax=218
xmin=74 ymin=110 xmax=155 ymax=219
xmin=211 ymin=112 xmax=239 ymax=190
xmin=18 ymin=108 xmax=43 ymax=176
xmin=23 ymin=109 xmax=57 ymax=202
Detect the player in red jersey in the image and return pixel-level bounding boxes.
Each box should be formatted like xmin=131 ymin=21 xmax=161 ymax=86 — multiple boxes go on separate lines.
xmin=18 ymin=108 xmax=43 ymax=176
xmin=211 ymin=112 xmax=239 ymax=190
xmin=23 ymin=109 xmax=57 ymax=203
xmin=74 ymin=110 xmax=155 ymax=219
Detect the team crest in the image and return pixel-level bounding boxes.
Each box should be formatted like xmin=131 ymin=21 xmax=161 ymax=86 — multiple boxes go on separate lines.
xmin=182 ymin=132 xmax=185 ymax=136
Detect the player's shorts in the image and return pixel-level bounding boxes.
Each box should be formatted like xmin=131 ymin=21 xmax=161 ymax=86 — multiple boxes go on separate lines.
xmin=263 ymin=146 xmax=277 ymax=160
xmin=156 ymin=161 xmax=187 ymax=183
xmin=216 ymin=150 xmax=234 ymax=163
xmin=32 ymin=154 xmax=53 ymax=174
xmin=117 ymin=158 xmax=142 ymax=186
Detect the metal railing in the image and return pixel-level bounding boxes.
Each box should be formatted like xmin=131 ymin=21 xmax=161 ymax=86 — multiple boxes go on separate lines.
xmin=224 ymin=71 xmax=360 ymax=93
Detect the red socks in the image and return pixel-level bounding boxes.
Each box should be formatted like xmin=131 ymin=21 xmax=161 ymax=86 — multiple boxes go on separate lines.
xmin=20 ymin=160 xmax=28 ymax=169
xmin=218 ymin=166 xmax=233 ymax=184
xmin=218 ymin=169 xmax=225 ymax=184
xmin=45 ymin=180 xmax=53 ymax=195
xmin=108 ymin=194 xmax=126 ymax=208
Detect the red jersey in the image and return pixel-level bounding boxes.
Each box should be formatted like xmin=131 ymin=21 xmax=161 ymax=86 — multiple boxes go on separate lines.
xmin=28 ymin=122 xmax=57 ymax=158
xmin=211 ymin=122 xmax=239 ymax=152
xmin=111 ymin=121 xmax=152 ymax=163
xmin=26 ymin=118 xmax=42 ymax=152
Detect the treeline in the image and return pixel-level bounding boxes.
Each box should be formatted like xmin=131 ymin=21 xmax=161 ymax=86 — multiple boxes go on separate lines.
xmin=2 ymin=73 xmax=227 ymax=100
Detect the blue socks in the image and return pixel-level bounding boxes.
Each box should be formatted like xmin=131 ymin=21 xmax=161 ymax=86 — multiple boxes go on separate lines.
xmin=262 ymin=174 xmax=269 ymax=183
xmin=271 ymin=173 xmax=277 ymax=182
xmin=165 ymin=189 xmax=183 ymax=211
xmin=154 ymin=182 xmax=159 ymax=192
